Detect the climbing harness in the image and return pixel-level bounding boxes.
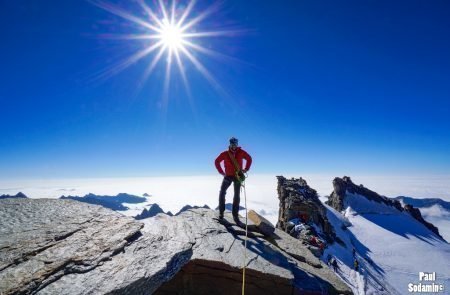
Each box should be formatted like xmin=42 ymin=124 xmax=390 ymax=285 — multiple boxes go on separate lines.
xmin=227 ymin=151 xmax=246 ymax=183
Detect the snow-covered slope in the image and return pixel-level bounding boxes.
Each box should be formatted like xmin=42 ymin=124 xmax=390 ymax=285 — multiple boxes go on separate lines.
xmin=322 ymin=193 xmax=450 ymax=295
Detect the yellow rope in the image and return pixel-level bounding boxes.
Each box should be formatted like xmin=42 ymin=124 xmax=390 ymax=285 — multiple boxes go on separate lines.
xmin=241 ymin=183 xmax=248 ymax=295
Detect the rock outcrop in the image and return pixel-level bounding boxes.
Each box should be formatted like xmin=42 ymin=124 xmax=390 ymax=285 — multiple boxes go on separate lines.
xmin=276 ymin=176 xmax=336 ymax=246
xmin=0 ymin=198 xmax=351 ymax=295
xmin=327 ymin=176 xmax=444 ymax=240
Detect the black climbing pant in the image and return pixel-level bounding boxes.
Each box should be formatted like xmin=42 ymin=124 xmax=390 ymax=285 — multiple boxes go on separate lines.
xmin=218 ymin=176 xmax=241 ymax=217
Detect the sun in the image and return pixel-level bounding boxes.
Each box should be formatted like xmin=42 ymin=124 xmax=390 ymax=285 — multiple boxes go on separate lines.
xmin=159 ymin=19 xmax=184 ymax=51
xmin=91 ymin=0 xmax=240 ymax=96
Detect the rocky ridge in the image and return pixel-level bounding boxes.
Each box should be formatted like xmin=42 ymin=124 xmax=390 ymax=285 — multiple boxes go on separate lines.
xmin=0 ymin=198 xmax=351 ymax=295
xmin=326 ymin=176 xmax=444 ymax=240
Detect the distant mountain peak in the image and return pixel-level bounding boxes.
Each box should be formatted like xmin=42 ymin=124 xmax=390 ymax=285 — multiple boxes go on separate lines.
xmin=59 ymin=193 xmax=146 ymax=211
xmin=135 ymin=204 xmax=165 ymax=220
xmin=326 ymin=176 xmax=444 ymax=240
xmin=175 ymin=204 xmax=210 ymax=216
xmin=395 ymin=196 xmax=450 ymax=211
xmin=0 ymin=192 xmax=28 ymax=199
xmin=327 ymin=176 xmax=403 ymax=212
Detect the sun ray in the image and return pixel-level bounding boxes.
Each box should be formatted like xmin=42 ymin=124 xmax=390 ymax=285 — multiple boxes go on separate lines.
xmin=181 ymin=40 xmax=246 ymax=66
xmin=174 ymin=49 xmax=191 ymax=95
xmin=95 ymin=40 xmax=164 ymax=81
xmin=137 ymin=0 xmax=164 ymax=27
xmin=98 ymin=33 xmax=159 ymax=40
xmin=174 ymin=48 xmax=198 ymax=122
xmin=91 ymin=0 xmax=161 ymax=32
xmin=177 ymin=0 xmax=196 ymax=27
xmin=158 ymin=0 xmax=170 ymax=23
xmin=179 ymin=2 xmax=220 ymax=32
xmin=136 ymin=45 xmax=167 ymax=91
xmin=161 ymin=46 xmax=173 ymax=126
xmin=171 ymin=0 xmax=176 ymax=25
xmin=182 ymin=39 xmax=226 ymax=57
xmin=181 ymin=30 xmax=245 ymax=38
xmin=92 ymin=0 xmax=240 ymax=101
xmin=179 ymin=46 xmax=227 ymax=96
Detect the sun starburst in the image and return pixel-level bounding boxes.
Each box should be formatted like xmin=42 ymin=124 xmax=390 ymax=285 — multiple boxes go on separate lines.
xmin=91 ymin=0 xmax=240 ymax=97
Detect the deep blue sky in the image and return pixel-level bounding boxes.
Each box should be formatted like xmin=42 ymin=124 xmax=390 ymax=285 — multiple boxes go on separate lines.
xmin=1 ymin=0 xmax=449 ymax=178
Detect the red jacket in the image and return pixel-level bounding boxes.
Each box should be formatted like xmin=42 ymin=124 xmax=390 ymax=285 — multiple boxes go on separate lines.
xmin=215 ymin=147 xmax=252 ymax=176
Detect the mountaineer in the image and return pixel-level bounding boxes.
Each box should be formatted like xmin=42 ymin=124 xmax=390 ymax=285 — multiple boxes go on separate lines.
xmin=215 ymin=137 xmax=252 ymax=223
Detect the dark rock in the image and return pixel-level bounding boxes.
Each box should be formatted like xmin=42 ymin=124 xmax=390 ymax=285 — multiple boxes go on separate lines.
xmin=403 ymin=204 xmax=444 ymax=240
xmin=60 ymin=193 xmax=146 ymax=211
xmin=0 ymin=192 xmax=28 ymax=199
xmin=214 ymin=203 xmax=246 ymax=211
xmin=276 ymin=176 xmax=336 ymax=244
xmin=175 ymin=204 xmax=210 ymax=215
xmin=135 ymin=204 xmax=165 ymax=220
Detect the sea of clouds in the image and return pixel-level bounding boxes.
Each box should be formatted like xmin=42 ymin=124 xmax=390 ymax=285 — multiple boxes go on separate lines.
xmin=1 ymin=174 xmax=449 ymax=234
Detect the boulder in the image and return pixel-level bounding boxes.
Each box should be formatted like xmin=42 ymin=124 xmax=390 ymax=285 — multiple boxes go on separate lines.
xmin=247 ymin=209 xmax=275 ymax=236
